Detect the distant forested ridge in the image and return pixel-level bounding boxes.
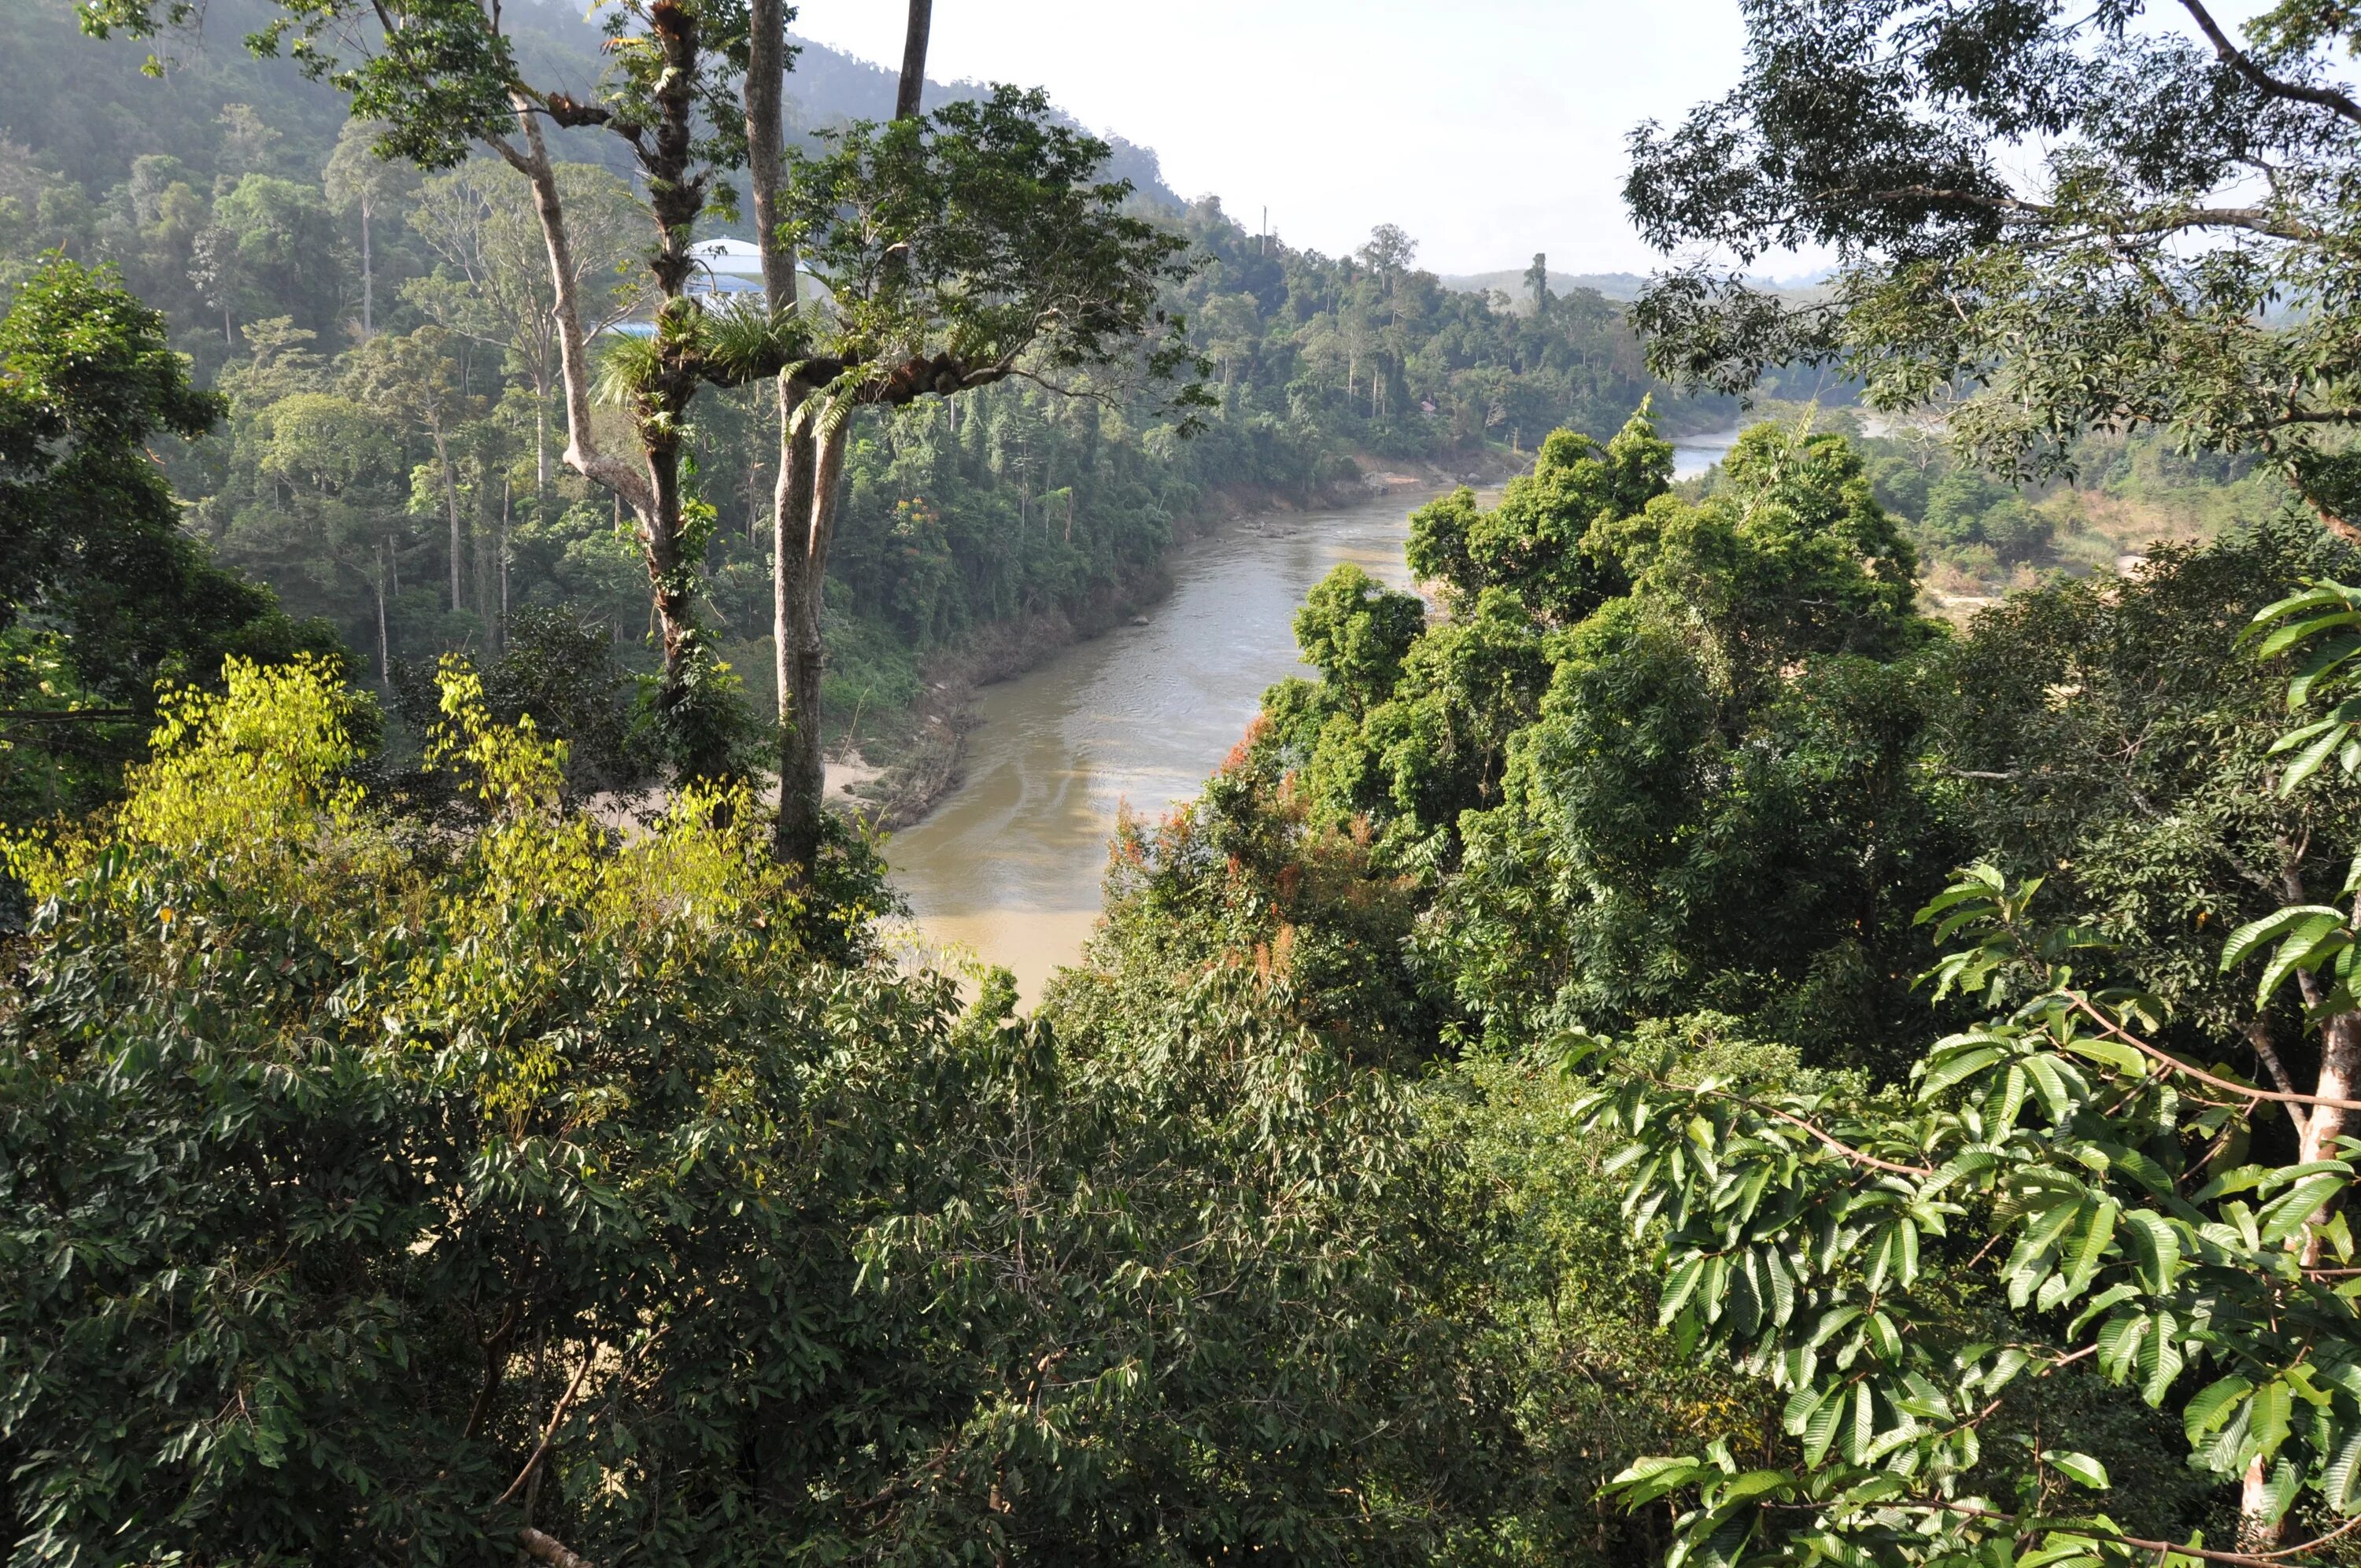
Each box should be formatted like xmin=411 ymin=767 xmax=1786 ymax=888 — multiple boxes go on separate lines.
xmin=0 ymin=0 xmax=1732 ymax=776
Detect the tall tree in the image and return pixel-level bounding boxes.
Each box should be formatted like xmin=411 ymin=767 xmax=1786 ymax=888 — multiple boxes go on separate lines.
xmin=1624 ymin=0 xmax=2361 ymax=541
xmin=403 ymin=160 xmax=642 ymax=507
xmin=762 ymin=87 xmax=1202 ymax=867
xmin=346 ymin=326 xmax=478 ymax=614
xmin=77 ymin=0 xmax=795 ymax=777
xmin=0 ymin=257 xmax=331 ymax=822
xmin=321 ymin=119 xmax=416 ymax=338
xmin=895 ymin=0 xmax=932 ymax=120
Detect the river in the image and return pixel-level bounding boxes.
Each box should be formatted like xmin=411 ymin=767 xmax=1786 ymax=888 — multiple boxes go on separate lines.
xmin=885 ymin=428 xmax=1740 ymax=1002
xmin=884 ymin=489 xmax=1429 ymax=1001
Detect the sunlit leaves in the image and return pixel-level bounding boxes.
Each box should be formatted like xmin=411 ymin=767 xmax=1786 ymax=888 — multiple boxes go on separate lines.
xmin=2246 ymin=580 xmax=2361 ymax=793
xmin=1572 ymin=858 xmax=2361 ymax=1566
xmin=782 ymin=87 xmax=1202 ymax=412
xmin=1624 ymin=1 xmax=2361 ymax=522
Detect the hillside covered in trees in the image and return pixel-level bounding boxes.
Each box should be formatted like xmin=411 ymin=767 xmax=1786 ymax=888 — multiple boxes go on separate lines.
xmin=0 ymin=0 xmax=1728 ymax=802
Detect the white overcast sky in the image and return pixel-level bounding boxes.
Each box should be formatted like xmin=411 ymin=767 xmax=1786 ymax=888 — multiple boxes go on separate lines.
xmin=787 ymin=0 xmax=1753 ymax=277
xmin=785 ymin=2 xmax=2293 ymax=279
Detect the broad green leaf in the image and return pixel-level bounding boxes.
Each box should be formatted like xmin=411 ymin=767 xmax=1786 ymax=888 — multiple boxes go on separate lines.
xmin=2323 ymin=1420 xmax=2361 ymax=1511
xmin=2257 ymin=1457 xmax=2302 ymax=1524
xmin=2063 ymin=1197 xmax=2118 ymax=1301
xmin=2278 ymin=722 xmax=2350 ymax=793
xmin=2252 ymin=610 xmax=2361 ymax=661
xmin=2222 ymin=906 xmax=2346 ymax=972
xmin=1802 ymin=1385 xmax=1846 ymax=1466
xmin=2251 ymin=1380 xmax=2293 ymax=1461
xmin=2046 ymin=1451 xmax=2109 ymax=1491
xmin=2060 ymin=1036 xmax=2145 ymax=1077
xmin=1716 ymin=1470 xmax=1790 ymax=1506
xmin=2122 ymin=1210 xmax=2182 ymax=1292
xmin=1762 ymin=1242 xmax=1797 ymax=1326
xmin=1783 ymin=1384 xmax=1828 ymax=1435
xmin=2259 ymin=1172 xmax=2347 ymax=1246
xmin=1659 ymin=1255 xmax=1707 ymax=1326
xmin=2022 ymin=1055 xmax=2072 ymax=1122
xmin=2287 ymin=634 xmax=2361 ymax=706
xmin=2138 ymin=1312 xmax=2183 ymax=1406
xmin=2183 ymin=1375 xmax=2252 ymax=1443
xmin=1919 ymin=1045 xmax=2005 ymax=1101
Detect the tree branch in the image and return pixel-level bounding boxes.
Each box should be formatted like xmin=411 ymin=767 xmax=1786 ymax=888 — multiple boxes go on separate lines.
xmin=1831 ymin=185 xmax=2319 ymax=243
xmin=495 ymin=1348 xmax=592 ymax=1506
xmin=2178 ymin=0 xmax=2361 ymax=127
xmin=1935 ymin=1498 xmax=2361 ymax=1566
xmin=517 ymin=1528 xmax=596 ymax=1567
xmin=1677 ymin=1085 xmax=1939 ymax=1178
xmin=2070 ymin=993 xmax=2361 ymax=1112
xmin=0 ymin=707 xmax=139 ymax=724
xmin=497 ymin=88 xmax=652 ymax=515
xmin=2246 ymin=1015 xmax=2304 ymax=1104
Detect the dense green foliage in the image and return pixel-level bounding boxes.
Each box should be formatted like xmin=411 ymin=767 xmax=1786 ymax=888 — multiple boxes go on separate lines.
xmin=0 ymin=659 xmax=1502 ymax=1566
xmin=1045 ymin=393 xmax=2361 ymax=1563
xmin=0 ymin=260 xmax=334 ymax=827
xmin=17 ymin=2 xmax=2361 ymax=1563
xmin=15 ymin=393 xmax=2340 ymax=1566
xmin=1624 ymin=0 xmax=2361 ymax=539
xmin=0 ymin=0 xmax=1730 ymax=778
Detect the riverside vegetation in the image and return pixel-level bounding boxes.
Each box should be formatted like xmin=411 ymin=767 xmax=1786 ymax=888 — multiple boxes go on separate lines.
xmin=1 ymin=0 xmax=1714 ymax=819
xmin=11 ymin=2 xmax=2361 ymax=1566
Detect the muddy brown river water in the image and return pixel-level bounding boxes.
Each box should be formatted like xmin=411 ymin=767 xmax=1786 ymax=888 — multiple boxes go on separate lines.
xmin=883 ymin=489 xmax=1433 ymax=1002
xmin=883 ymin=432 xmax=1735 ymax=1003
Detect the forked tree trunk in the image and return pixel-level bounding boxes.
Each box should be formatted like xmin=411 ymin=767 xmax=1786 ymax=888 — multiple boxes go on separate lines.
xmin=489 ymin=104 xmax=651 ymax=519
xmin=762 ymin=0 xmax=929 ymax=866
xmin=774 ymin=408 xmax=848 ymax=867
xmin=491 ymin=61 xmax=707 ymax=750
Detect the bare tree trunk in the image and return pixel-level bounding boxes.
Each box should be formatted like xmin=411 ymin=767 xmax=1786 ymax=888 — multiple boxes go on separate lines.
xmin=763 ymin=0 xmax=930 ymax=863
xmin=745 ymin=0 xmax=823 ymax=861
xmin=534 ymin=380 xmax=550 ymax=503
xmin=2300 ymin=1012 xmax=2361 ymax=1244
xmin=473 ymin=450 xmax=497 ymax=625
xmin=2241 ymin=1457 xmax=2284 ymax=1552
xmin=359 ymin=192 xmax=374 ymax=337
xmin=896 ymin=0 xmax=933 ymax=119
xmin=488 ymin=103 xmax=650 ymax=512
xmin=375 ymin=544 xmax=390 ymax=687
xmin=743 ymin=0 xmax=795 ymax=312
xmin=433 ymin=426 xmax=465 ymax=613
xmin=774 ymin=407 xmax=848 ymax=867
xmin=773 ymin=397 xmax=822 ymax=866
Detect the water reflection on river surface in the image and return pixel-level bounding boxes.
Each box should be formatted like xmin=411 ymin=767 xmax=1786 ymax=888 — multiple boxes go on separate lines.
xmin=1672 ymin=427 xmax=1744 ymax=479
xmin=885 ymin=490 xmax=1432 ymax=1003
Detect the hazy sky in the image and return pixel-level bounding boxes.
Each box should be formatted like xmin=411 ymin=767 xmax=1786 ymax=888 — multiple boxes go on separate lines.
xmin=786 ymin=0 xmax=1753 ymax=278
